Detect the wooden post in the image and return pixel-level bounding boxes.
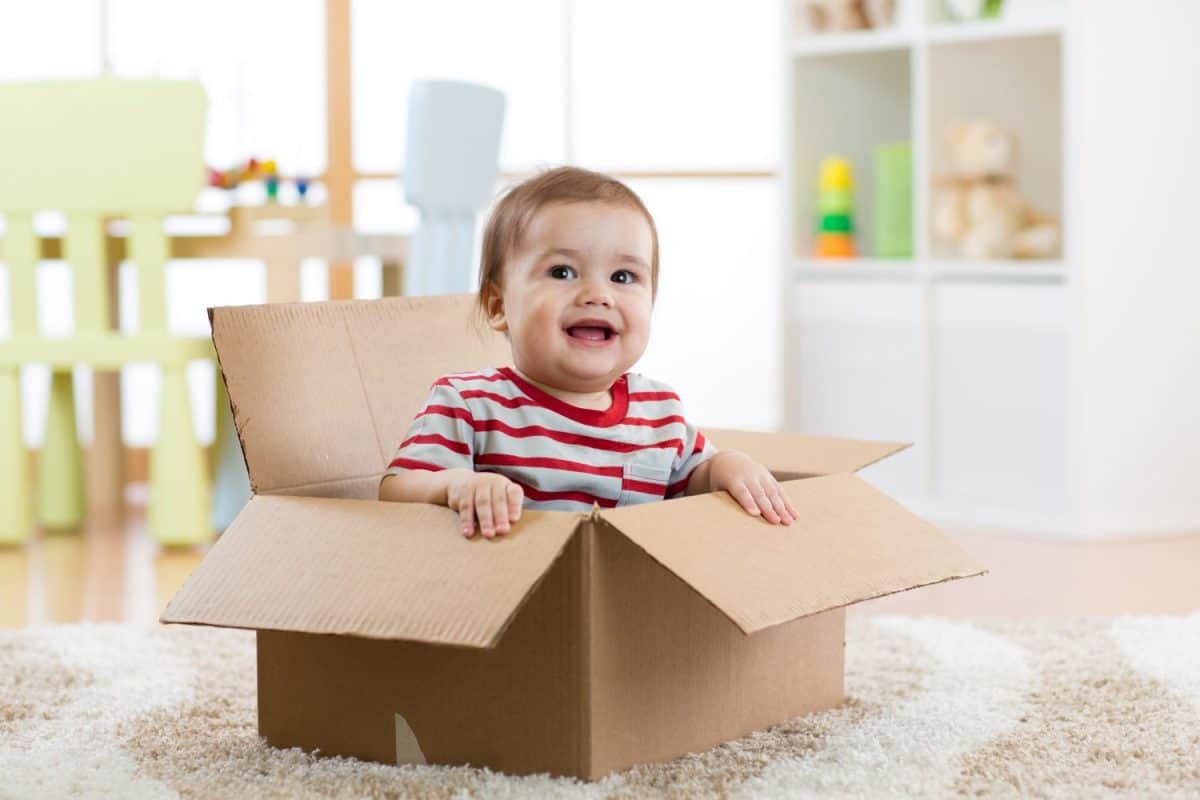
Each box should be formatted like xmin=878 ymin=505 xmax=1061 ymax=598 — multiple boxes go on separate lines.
xmin=86 ymin=224 xmax=126 ymax=526
xmin=326 ymin=0 xmax=356 ymax=300
xmin=381 ymin=257 xmax=405 ymax=297
xmin=84 ymin=234 xmax=128 ymax=618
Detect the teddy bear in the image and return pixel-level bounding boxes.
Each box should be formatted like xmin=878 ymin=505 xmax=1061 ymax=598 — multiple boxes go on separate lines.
xmin=931 ymin=120 xmax=1060 ymax=260
xmin=800 ymin=0 xmax=896 ymax=32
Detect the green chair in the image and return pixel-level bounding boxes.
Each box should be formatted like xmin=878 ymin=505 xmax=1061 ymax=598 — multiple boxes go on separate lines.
xmin=0 ymin=79 xmax=213 ymax=546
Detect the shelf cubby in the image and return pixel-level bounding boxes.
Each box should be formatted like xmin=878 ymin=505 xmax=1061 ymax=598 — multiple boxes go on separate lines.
xmin=784 ymin=280 xmax=924 ymax=498
xmin=926 ymin=33 xmax=1063 ymax=261
xmin=791 ymin=48 xmax=912 ymax=261
xmin=785 ymin=1 xmax=1200 ymax=537
xmin=785 ymin=1 xmax=1076 ymax=530
xmin=931 ymin=282 xmax=1070 ymax=515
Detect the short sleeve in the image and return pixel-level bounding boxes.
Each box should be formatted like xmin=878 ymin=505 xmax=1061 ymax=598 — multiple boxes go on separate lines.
xmin=383 ymin=378 xmax=476 ymax=478
xmin=666 ymin=419 xmax=716 ymax=499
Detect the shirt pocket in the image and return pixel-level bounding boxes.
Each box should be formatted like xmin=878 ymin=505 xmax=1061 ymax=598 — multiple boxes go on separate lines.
xmin=617 ymin=454 xmax=673 ymax=506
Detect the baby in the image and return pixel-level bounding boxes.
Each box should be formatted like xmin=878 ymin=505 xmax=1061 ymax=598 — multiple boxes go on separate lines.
xmin=379 ymin=166 xmax=796 ymax=538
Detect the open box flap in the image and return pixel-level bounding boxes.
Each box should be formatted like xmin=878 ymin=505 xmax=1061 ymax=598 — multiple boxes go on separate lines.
xmin=701 ymin=429 xmax=909 ymax=481
xmin=598 ymin=473 xmax=985 ymax=635
xmin=160 ymin=495 xmax=579 ymax=648
xmin=210 ymin=294 xmax=508 ymax=496
xmin=209 ymin=294 xmax=907 ymax=497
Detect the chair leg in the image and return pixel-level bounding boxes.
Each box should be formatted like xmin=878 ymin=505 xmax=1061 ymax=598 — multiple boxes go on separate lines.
xmin=36 ymin=370 xmax=86 ymax=531
xmin=0 ymin=368 xmax=32 ymax=544
xmin=148 ymin=364 xmax=211 ymax=546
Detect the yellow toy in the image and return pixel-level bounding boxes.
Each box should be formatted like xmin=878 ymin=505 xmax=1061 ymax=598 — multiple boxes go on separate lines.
xmin=814 ymin=156 xmax=857 ymax=259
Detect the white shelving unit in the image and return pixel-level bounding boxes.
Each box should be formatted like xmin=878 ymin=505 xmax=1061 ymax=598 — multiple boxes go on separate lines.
xmin=781 ymin=0 xmax=1200 ymax=538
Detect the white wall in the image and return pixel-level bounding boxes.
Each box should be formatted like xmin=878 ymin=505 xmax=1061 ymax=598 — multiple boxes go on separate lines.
xmin=1074 ymin=0 xmax=1200 ymax=535
xmin=631 ymin=178 xmax=782 ymax=431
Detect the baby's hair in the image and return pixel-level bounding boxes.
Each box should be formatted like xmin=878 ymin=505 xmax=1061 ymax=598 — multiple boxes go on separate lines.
xmin=477 ymin=166 xmax=660 ymax=316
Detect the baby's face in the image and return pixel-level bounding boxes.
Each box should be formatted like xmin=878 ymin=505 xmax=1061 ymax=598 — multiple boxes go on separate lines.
xmin=485 ymin=201 xmax=654 ymax=394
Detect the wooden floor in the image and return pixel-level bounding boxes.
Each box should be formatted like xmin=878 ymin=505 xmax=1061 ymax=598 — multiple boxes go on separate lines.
xmin=3 ymin=493 xmax=1199 ymax=628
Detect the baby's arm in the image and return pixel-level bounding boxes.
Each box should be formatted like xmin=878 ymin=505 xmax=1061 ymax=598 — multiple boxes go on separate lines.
xmin=665 ymin=399 xmax=797 ymax=525
xmin=685 ymin=451 xmax=797 ymax=525
xmin=380 ymin=468 xmax=463 ymax=505
xmin=378 ymin=377 xmax=523 ymax=538
xmin=380 ymin=469 xmax=524 ymax=539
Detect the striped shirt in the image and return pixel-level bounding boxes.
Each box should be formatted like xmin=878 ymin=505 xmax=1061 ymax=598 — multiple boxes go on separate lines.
xmin=384 ymin=366 xmax=715 ymax=512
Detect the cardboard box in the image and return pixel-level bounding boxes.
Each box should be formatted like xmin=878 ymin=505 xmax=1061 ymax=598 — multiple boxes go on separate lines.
xmin=161 ymin=294 xmax=984 ymax=780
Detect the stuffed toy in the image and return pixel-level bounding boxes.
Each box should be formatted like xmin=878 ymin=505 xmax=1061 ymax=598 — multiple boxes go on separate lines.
xmin=932 ymin=120 xmax=1060 ymax=259
xmin=801 ymin=0 xmax=896 ymax=32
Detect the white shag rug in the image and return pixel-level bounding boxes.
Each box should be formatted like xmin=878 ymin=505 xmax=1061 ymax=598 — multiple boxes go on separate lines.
xmin=2 ymin=615 xmax=1199 ymax=799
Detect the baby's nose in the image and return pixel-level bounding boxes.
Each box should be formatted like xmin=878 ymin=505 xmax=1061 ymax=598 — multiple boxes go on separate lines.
xmin=579 ymin=282 xmax=614 ymax=306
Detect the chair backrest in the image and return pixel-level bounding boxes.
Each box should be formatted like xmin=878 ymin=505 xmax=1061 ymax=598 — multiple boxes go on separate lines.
xmin=402 ymin=80 xmax=505 ymax=296
xmin=403 ymin=80 xmax=505 ymax=213
xmin=0 ymin=79 xmax=207 ymax=334
xmin=0 ymin=79 xmax=206 ymax=214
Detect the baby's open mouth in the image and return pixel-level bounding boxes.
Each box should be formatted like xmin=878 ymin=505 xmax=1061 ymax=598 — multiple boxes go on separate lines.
xmin=565 ymin=322 xmax=616 ymax=341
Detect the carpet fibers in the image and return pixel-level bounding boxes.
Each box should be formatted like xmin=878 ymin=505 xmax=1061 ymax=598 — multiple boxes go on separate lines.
xmin=2 ymin=615 xmax=1198 ymax=799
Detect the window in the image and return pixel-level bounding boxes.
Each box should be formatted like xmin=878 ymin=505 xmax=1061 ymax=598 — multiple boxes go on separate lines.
xmin=0 ymin=0 xmax=783 ymax=435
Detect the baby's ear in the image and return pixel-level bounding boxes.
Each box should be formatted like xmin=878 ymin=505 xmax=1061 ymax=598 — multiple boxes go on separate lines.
xmin=482 ymin=283 xmax=507 ymax=333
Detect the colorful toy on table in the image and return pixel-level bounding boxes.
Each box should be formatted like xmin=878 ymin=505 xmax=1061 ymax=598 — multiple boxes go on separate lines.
xmin=207 ymin=157 xmax=309 ymax=202
xmin=814 ymin=156 xmax=857 ymax=259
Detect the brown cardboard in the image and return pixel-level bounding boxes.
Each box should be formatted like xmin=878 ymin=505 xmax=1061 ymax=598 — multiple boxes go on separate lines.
xmin=208 ymin=296 xmax=509 ymax=497
xmin=162 ymin=495 xmax=578 ymax=647
xmin=163 ymin=293 xmax=986 ymax=779
xmin=231 ymin=518 xmax=847 ymax=780
xmin=703 ymin=428 xmax=908 ymax=480
xmin=256 ymin=529 xmax=587 ymax=777
xmin=584 ymin=518 xmax=846 ymax=777
xmin=599 ymin=472 xmax=981 ymax=635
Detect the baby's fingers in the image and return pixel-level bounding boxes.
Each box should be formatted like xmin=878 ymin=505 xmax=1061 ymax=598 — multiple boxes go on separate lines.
xmin=751 ymin=484 xmax=782 ymax=524
xmin=457 ymin=500 xmax=476 ymax=538
xmin=783 ymin=495 xmax=798 ymax=522
xmin=765 ymin=483 xmax=794 ymax=526
xmin=506 ymin=483 xmax=524 ymax=524
xmin=729 ymin=483 xmax=762 ymax=517
xmin=491 ymin=483 xmax=511 ymax=534
xmin=475 ymin=489 xmax=497 ymax=538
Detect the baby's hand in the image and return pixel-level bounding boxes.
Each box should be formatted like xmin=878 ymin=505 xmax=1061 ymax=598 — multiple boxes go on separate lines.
xmin=446 ymin=471 xmax=524 ymax=538
xmin=707 ymin=451 xmax=798 ymax=525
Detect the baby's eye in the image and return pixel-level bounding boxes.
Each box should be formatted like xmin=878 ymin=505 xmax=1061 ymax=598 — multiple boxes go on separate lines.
xmin=549 ymin=265 xmax=577 ymax=280
xmin=611 ymin=269 xmax=637 ymax=285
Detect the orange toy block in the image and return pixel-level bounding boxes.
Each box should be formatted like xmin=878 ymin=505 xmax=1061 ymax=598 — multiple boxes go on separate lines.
xmin=814 ymin=233 xmax=856 ymax=259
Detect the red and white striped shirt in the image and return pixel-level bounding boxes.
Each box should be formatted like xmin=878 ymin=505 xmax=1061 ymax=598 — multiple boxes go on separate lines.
xmin=384 ymin=366 xmax=715 ymax=512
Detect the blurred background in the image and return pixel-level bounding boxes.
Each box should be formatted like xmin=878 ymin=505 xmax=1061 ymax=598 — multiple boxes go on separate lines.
xmin=1 ymin=0 xmax=1198 ymax=627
